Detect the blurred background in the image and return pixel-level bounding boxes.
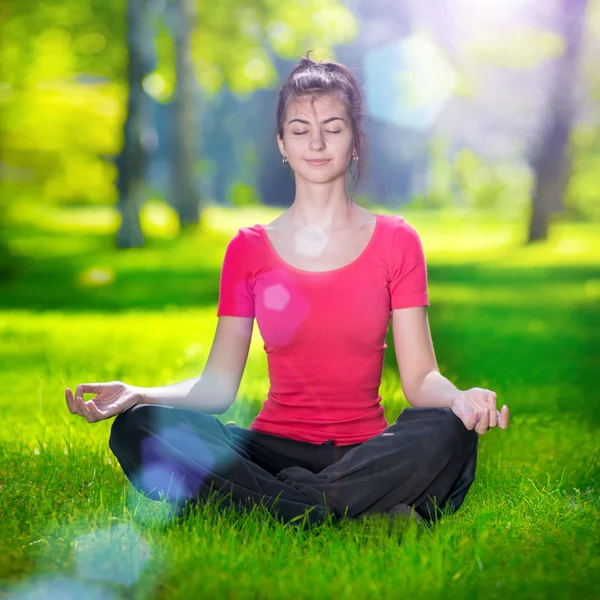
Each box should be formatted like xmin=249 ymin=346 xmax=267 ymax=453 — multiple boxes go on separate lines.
xmin=2 ymin=3 xmax=600 ymax=594
xmin=1 ymin=0 xmax=599 ymax=271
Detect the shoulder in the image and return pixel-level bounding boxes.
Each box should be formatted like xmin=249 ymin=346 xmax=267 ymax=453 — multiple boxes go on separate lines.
xmin=222 ymin=225 xmax=265 ymax=275
xmin=379 ymin=214 xmax=422 ymax=244
xmin=377 ymin=215 xmax=426 ymax=272
xmin=226 ymin=224 xmax=263 ymax=249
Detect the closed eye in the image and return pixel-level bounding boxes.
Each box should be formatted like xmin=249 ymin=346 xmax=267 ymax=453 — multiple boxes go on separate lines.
xmin=293 ymin=130 xmax=342 ymax=135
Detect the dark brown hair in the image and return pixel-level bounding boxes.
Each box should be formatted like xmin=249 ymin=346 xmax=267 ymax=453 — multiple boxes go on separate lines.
xmin=276 ymin=50 xmax=367 ymax=188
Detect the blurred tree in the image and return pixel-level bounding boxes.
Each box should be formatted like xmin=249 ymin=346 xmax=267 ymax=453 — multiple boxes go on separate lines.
xmin=0 ymin=0 xmax=357 ymax=246
xmin=116 ymin=0 xmax=159 ymax=248
xmin=420 ymin=0 xmax=600 ymax=227
xmin=168 ymin=0 xmax=199 ymax=229
xmin=528 ymin=0 xmax=589 ymax=242
xmin=156 ymin=0 xmax=357 ymax=226
xmin=110 ymin=0 xmax=358 ymax=235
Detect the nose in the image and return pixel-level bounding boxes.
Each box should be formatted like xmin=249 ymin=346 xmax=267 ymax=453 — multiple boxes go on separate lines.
xmin=308 ymin=130 xmax=325 ymax=151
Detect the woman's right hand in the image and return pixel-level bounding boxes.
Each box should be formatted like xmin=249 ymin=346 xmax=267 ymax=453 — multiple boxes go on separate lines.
xmin=65 ymin=381 xmax=141 ymax=423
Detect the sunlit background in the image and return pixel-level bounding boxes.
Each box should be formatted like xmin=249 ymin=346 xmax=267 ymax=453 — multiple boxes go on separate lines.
xmin=1 ymin=0 xmax=600 ymax=598
xmin=1 ymin=0 xmax=599 ymax=248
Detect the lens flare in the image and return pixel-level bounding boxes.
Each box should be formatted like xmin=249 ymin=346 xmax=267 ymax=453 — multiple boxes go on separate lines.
xmin=73 ymin=523 xmax=151 ymax=586
xmin=294 ymin=225 xmax=328 ymax=258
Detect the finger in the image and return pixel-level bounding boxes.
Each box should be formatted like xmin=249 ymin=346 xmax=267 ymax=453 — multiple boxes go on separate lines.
xmin=476 ymin=408 xmax=489 ymax=435
xmin=488 ymin=395 xmax=498 ymax=428
xmin=75 ymin=392 xmax=93 ymax=422
xmin=499 ymin=405 xmax=510 ymax=429
xmin=79 ymin=383 xmax=105 ymax=395
xmin=85 ymin=399 xmax=107 ymax=422
xmin=74 ymin=385 xmax=85 ymax=415
xmin=74 ymin=391 xmax=86 ymax=417
xmin=76 ymin=383 xmax=102 ymax=401
xmin=75 ymin=384 xmax=96 ymax=422
xmin=482 ymin=408 xmax=491 ymax=434
xmin=75 ymin=384 xmax=84 ymax=404
xmin=65 ymin=388 xmax=77 ymax=414
xmin=464 ymin=410 xmax=479 ymax=431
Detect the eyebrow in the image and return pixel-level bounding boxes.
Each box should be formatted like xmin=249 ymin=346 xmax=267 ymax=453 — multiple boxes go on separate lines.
xmin=288 ymin=116 xmax=345 ymax=125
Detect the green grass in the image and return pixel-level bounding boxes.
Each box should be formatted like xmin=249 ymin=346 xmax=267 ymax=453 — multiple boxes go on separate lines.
xmin=1 ymin=203 xmax=599 ymax=599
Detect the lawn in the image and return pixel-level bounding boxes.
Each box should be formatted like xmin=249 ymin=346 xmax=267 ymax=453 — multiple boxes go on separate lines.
xmin=1 ymin=203 xmax=599 ymax=599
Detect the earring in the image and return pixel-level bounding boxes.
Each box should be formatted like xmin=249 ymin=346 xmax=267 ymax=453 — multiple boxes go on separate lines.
xmin=282 ymin=155 xmax=289 ymax=166
xmin=352 ymin=153 xmax=358 ymax=161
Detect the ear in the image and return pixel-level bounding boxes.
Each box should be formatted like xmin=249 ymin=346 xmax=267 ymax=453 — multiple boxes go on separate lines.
xmin=276 ymin=134 xmax=285 ymax=156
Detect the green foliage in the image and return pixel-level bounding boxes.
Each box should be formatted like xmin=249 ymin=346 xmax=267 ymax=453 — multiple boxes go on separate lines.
xmin=0 ymin=0 xmax=358 ymax=210
xmin=424 ymin=137 xmax=454 ymax=209
xmin=1 ymin=1 xmax=127 ymax=85
xmin=414 ymin=139 xmax=533 ymax=218
xmin=191 ymin=0 xmax=357 ymax=98
xmin=228 ymin=182 xmax=261 ymax=207
xmin=1 ymin=1 xmax=126 ymax=207
xmin=566 ymin=123 xmax=600 ymax=220
xmin=463 ymin=27 xmax=565 ymax=69
xmin=453 ymin=150 xmax=533 ymax=216
xmin=148 ymin=15 xmax=177 ymax=103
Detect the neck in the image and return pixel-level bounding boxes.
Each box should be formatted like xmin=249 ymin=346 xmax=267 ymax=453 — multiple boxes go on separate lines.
xmin=287 ymin=182 xmax=357 ymax=231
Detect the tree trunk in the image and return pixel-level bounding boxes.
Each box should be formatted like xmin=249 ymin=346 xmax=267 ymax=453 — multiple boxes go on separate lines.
xmin=528 ymin=0 xmax=588 ymax=243
xmin=170 ymin=0 xmax=200 ymax=229
xmin=116 ymin=0 xmax=157 ymax=249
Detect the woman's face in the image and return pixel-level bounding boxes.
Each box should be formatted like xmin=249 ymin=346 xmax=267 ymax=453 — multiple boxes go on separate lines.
xmin=277 ymin=93 xmax=355 ymax=183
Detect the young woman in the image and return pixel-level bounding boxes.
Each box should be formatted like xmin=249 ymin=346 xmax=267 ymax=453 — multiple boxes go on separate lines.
xmin=66 ymin=52 xmax=510 ymax=528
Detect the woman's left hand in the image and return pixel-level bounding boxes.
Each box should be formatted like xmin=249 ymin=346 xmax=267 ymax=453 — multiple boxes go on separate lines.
xmin=450 ymin=387 xmax=510 ymax=435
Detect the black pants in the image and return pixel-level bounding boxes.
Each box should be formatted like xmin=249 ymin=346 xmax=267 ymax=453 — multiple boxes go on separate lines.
xmin=109 ymin=405 xmax=478 ymax=527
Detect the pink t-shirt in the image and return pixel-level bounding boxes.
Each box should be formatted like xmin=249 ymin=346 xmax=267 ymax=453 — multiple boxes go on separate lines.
xmin=216 ymin=213 xmax=429 ymax=445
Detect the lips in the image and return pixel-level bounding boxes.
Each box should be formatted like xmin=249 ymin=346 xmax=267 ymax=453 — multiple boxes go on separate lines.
xmin=306 ymin=159 xmax=330 ymax=166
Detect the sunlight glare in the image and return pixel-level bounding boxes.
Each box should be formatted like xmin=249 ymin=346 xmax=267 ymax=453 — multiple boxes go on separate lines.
xmin=295 ymin=226 xmax=328 ymax=258
xmin=73 ymin=524 xmax=151 ymax=586
xmin=9 ymin=576 xmax=113 ymax=600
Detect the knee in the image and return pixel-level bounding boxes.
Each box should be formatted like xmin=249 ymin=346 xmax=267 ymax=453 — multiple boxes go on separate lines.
xmin=109 ymin=403 xmax=155 ymax=456
xmin=433 ymin=408 xmax=478 ymax=455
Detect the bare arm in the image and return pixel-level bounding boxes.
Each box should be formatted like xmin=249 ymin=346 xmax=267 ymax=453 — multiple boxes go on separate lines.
xmin=133 ymin=374 xmax=230 ymax=414
xmin=391 ymin=306 xmax=462 ymax=408
xmin=135 ymin=316 xmax=254 ymax=414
